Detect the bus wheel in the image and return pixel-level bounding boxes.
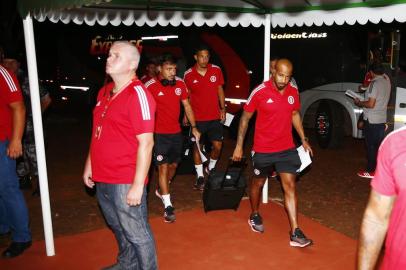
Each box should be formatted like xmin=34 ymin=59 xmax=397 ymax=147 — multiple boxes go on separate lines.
xmin=315 ymin=100 xmax=344 ymax=149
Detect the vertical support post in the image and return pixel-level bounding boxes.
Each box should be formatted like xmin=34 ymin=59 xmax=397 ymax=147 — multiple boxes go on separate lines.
xmin=262 ymin=14 xmax=271 ymax=204
xmin=22 ymin=15 xmax=55 ymax=256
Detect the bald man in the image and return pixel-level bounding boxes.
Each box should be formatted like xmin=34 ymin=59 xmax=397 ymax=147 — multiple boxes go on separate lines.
xmin=83 ymin=41 xmax=158 ymax=269
xmin=232 ymin=59 xmax=313 ymax=248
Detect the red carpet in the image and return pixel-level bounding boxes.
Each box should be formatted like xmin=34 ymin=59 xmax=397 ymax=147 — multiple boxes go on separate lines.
xmin=0 ymin=200 xmax=356 ymax=269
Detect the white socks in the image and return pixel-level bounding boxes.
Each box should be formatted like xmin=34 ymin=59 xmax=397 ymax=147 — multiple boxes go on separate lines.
xmin=208 ymin=159 xmax=218 ymax=170
xmin=162 ymin=194 xmax=172 ymax=208
xmin=195 ymin=164 xmax=204 ymax=177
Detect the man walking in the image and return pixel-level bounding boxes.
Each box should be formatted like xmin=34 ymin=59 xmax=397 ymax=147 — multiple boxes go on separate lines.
xmin=145 ymin=54 xmax=200 ymax=223
xmin=83 ymin=41 xmax=157 ymax=270
xmin=354 ymin=62 xmax=391 ymax=179
xmin=232 ymin=59 xmax=313 ymax=248
xmin=0 ymin=52 xmax=32 ymax=258
xmin=184 ymin=44 xmax=226 ymax=190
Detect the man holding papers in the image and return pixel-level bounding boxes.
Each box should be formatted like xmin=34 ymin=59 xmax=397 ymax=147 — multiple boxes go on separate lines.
xmin=232 ymin=59 xmax=313 ymax=248
xmin=353 ymin=63 xmax=390 ymax=179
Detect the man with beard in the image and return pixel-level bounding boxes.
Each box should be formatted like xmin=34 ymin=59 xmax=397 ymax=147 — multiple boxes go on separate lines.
xmin=232 ymin=59 xmax=313 ymax=248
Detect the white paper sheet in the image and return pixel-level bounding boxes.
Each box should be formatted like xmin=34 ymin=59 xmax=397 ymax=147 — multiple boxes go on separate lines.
xmin=345 ymin=89 xmax=365 ymax=101
xmin=296 ymin=145 xmax=312 ymax=172
xmin=223 ymin=113 xmax=235 ymax=127
xmin=195 ymin=137 xmax=208 ymax=163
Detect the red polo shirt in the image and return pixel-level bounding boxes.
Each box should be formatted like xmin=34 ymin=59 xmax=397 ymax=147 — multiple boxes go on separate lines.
xmin=244 ymin=80 xmax=300 ymax=153
xmin=0 ymin=65 xmax=23 ymax=141
xmin=90 ymin=79 xmax=156 ymax=184
xmin=145 ymin=77 xmax=188 ymax=134
xmin=184 ymin=63 xmax=224 ymax=121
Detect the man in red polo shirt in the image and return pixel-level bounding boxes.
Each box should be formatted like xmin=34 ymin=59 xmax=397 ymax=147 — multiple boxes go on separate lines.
xmin=232 ymin=59 xmax=313 ymax=248
xmin=358 ymin=126 xmax=406 ymax=270
xmin=83 ymin=41 xmax=157 ymax=269
xmin=184 ymin=44 xmax=226 ymax=190
xmin=0 ymin=52 xmax=32 ymax=258
xmin=145 ymin=54 xmax=200 ymax=223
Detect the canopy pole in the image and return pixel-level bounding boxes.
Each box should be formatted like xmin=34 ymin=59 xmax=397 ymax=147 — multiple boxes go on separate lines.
xmin=262 ymin=13 xmax=271 ymax=204
xmin=22 ymin=15 xmax=55 ymax=257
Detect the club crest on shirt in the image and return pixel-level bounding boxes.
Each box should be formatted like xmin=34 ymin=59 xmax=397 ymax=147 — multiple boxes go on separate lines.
xmin=210 ymin=76 xmax=216 ymax=82
xmin=156 ymin=155 xmax=163 ymax=161
xmin=254 ymin=169 xmax=261 ymax=175
xmin=288 ymin=96 xmax=295 ymax=105
xmin=175 ymin=88 xmax=181 ymax=96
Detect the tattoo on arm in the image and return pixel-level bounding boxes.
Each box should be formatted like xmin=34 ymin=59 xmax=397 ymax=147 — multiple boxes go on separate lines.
xmin=236 ymin=112 xmax=252 ymax=147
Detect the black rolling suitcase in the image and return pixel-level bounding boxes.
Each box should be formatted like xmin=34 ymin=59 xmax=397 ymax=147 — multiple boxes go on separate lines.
xmin=203 ymin=158 xmax=247 ymax=212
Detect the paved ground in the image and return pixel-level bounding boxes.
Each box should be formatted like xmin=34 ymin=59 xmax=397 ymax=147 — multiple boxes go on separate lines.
xmin=0 ymin=107 xmax=372 ymax=249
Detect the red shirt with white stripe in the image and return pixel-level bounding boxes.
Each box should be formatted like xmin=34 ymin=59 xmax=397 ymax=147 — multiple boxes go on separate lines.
xmin=145 ymin=77 xmax=188 ymax=134
xmin=184 ymin=63 xmax=224 ymax=121
xmin=371 ymin=126 xmax=406 ymax=270
xmin=90 ymin=79 xmax=156 ymax=184
xmin=244 ymin=80 xmax=300 ymax=153
xmin=0 ymin=65 xmax=23 ymax=140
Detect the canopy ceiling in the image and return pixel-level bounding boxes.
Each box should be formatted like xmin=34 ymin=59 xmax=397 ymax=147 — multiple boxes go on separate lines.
xmin=17 ymin=0 xmax=406 ymax=28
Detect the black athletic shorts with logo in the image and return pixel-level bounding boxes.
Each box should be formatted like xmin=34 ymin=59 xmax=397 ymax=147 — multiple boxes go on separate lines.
xmin=196 ymin=120 xmax=223 ymax=142
xmin=251 ymin=148 xmax=301 ymax=177
xmin=153 ymin=133 xmax=183 ymax=165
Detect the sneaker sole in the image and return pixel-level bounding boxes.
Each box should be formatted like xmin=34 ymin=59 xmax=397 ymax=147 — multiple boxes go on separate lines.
xmin=289 ymin=240 xmax=313 ymax=248
xmin=247 ymin=219 xmax=264 ymax=233
xmin=164 ymin=217 xmax=176 ymax=223
xmin=357 ymin=174 xmax=374 ymax=179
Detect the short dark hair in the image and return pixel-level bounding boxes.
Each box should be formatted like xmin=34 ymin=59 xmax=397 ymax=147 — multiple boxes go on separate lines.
xmin=194 ymin=44 xmax=210 ymax=55
xmin=158 ymin=53 xmax=177 ymax=66
xmin=270 ymin=56 xmax=279 ymax=62
xmin=371 ymin=62 xmax=384 ymax=75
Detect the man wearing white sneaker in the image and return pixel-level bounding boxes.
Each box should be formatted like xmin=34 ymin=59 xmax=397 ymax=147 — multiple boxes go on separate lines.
xmin=354 ymin=63 xmax=390 ymax=179
xmin=146 ymin=54 xmax=200 ymax=223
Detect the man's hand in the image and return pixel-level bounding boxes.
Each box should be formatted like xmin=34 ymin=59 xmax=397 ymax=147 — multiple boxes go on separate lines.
xmin=126 ymin=184 xmax=144 ymax=206
xmin=192 ymin=127 xmax=201 ymax=142
xmin=302 ymin=140 xmax=313 ymax=157
xmin=7 ymin=139 xmax=23 ymax=159
xmin=83 ymin=154 xmax=94 ymax=188
xmin=232 ymin=146 xmax=244 ymax=162
xmin=354 ymin=98 xmax=361 ymax=107
xmin=220 ymin=110 xmax=226 ymax=123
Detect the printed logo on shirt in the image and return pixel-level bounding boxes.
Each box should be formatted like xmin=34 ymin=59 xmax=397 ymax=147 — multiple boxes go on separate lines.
xmin=254 ymin=169 xmax=261 ymax=175
xmin=193 ymin=79 xmax=198 ymax=84
xmin=96 ymin=101 xmax=101 ymax=106
xmin=158 ymin=91 xmax=164 ymax=96
xmin=210 ymin=76 xmax=217 ymax=82
xmin=267 ymin=98 xmax=274 ymax=104
xmin=156 ymin=155 xmax=163 ymax=161
xmin=287 ymin=96 xmax=295 ymax=105
xmin=175 ymin=88 xmax=181 ymax=96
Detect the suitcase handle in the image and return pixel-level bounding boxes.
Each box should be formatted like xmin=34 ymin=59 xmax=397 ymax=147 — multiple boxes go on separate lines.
xmin=220 ymin=157 xmax=247 ymax=188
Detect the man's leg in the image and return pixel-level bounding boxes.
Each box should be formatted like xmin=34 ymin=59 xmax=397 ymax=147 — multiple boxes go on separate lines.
xmin=279 ymin=172 xmax=312 ymax=248
xmin=279 ymin=173 xmax=298 ymax=230
xmin=364 ymin=122 xmax=375 ymax=172
xmin=97 ymin=183 xmax=135 ymax=269
xmin=115 ymin=185 xmax=158 ymax=270
xmin=208 ymin=140 xmax=222 ymax=171
xmin=0 ymin=141 xmax=32 ymax=258
xmin=158 ymin=163 xmax=175 ymax=222
xmin=367 ymin=123 xmax=386 ymax=172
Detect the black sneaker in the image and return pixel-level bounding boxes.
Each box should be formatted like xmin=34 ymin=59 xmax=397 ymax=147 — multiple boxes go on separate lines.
xmin=193 ymin=176 xmax=205 ymax=191
xmin=248 ymin=213 xmax=264 ymax=233
xmin=290 ymin=228 xmax=313 ymax=248
xmin=164 ymin=206 xmax=176 ymax=223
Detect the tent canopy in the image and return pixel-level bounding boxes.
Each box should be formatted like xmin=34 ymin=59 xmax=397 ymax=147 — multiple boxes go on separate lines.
xmin=17 ymin=0 xmax=406 ymax=28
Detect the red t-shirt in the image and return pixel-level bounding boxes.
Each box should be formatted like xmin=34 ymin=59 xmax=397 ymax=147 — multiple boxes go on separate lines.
xmin=0 ymin=65 xmax=23 ymax=140
xmin=371 ymin=126 xmax=406 ymax=270
xmin=90 ymin=79 xmax=156 ymax=184
xmin=145 ymin=77 xmax=188 ymax=134
xmin=244 ymin=80 xmax=300 ymax=153
xmin=184 ymin=63 xmax=224 ymax=121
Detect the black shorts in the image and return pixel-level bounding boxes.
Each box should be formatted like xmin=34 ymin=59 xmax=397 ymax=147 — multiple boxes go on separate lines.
xmin=251 ymin=148 xmax=301 ymax=177
xmin=153 ymin=133 xmax=183 ymax=165
xmin=196 ymin=120 xmax=223 ymax=142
